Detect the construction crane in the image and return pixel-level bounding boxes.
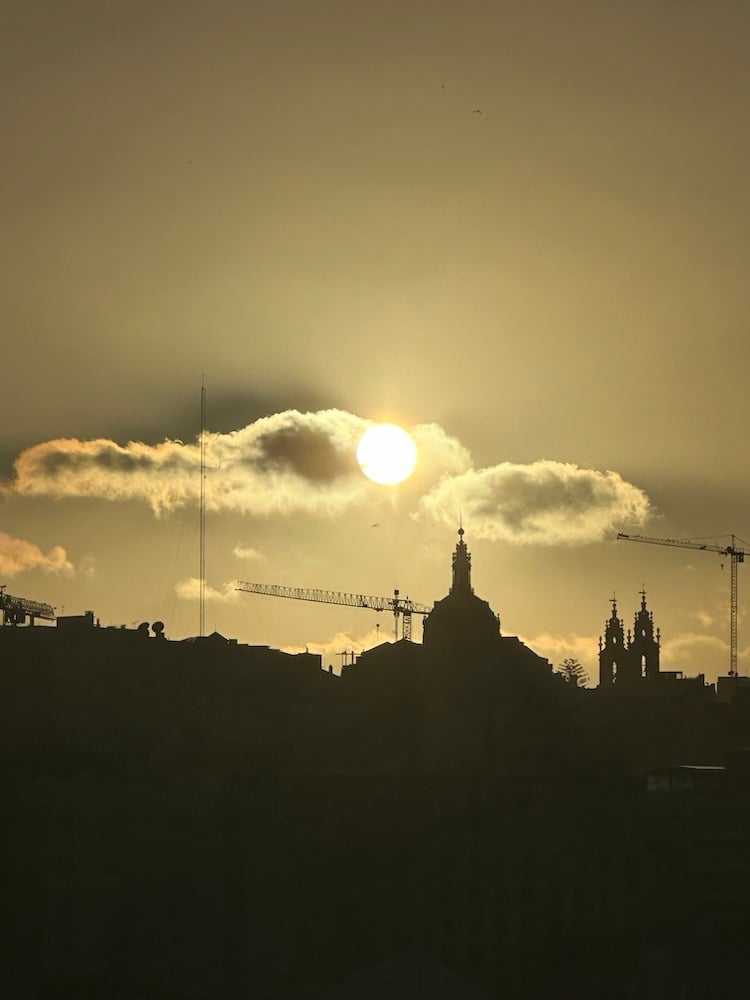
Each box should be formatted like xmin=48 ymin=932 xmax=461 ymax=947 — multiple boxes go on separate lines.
xmin=235 ymin=582 xmax=431 ymax=640
xmin=0 ymin=585 xmax=56 ymax=626
xmin=617 ymin=533 xmax=747 ymax=677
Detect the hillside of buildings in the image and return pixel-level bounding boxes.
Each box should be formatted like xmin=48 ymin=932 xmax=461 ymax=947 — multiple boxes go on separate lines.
xmin=3 ymin=531 xmax=750 ymax=999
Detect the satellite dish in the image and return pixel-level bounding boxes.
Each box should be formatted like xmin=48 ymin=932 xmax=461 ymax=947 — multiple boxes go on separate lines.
xmin=137 ymin=622 xmax=150 ymax=635
xmin=152 ymin=621 xmax=165 ymax=636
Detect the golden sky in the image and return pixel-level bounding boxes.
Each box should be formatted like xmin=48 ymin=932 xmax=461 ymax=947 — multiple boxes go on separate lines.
xmin=2 ymin=1 xmax=750 ymax=682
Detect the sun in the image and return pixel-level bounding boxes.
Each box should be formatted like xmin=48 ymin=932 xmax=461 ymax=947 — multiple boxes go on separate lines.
xmin=357 ymin=424 xmax=417 ymax=485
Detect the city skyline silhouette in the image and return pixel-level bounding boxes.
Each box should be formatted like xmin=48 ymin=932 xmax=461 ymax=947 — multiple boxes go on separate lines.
xmin=3 ymin=3 xmax=750 ymax=684
xmin=4 ymin=4 xmax=750 ymax=995
xmin=3 ymin=528 xmax=750 ymax=998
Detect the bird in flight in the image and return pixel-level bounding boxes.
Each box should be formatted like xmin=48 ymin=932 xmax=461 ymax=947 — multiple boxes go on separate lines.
xmin=472 ymin=109 xmax=482 ymax=115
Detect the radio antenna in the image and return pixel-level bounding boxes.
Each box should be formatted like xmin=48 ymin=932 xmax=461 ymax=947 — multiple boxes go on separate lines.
xmin=199 ymin=378 xmax=207 ymax=637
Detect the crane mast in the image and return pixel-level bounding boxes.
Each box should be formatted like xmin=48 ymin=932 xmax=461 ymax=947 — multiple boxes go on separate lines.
xmin=236 ymin=581 xmax=431 ymax=640
xmin=617 ymin=532 xmax=746 ymax=677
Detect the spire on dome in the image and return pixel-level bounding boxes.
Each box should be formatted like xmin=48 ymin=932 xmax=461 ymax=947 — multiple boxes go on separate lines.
xmin=451 ymin=526 xmax=473 ymax=594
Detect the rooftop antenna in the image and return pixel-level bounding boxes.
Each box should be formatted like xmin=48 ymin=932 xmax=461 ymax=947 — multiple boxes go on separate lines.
xmin=199 ymin=378 xmax=207 ymax=637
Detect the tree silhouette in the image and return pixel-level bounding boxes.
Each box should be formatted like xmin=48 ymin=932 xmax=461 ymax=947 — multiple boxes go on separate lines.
xmin=558 ymin=657 xmax=588 ymax=687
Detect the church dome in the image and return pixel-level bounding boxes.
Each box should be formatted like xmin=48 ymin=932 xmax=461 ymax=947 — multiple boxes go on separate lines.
xmin=422 ymin=528 xmax=500 ymax=654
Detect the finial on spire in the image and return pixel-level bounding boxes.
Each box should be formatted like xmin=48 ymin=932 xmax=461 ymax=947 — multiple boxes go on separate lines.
xmin=609 ymin=593 xmax=618 ymax=618
xmin=451 ymin=525 xmax=472 ymax=593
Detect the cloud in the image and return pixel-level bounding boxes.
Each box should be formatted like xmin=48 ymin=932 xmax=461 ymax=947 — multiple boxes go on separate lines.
xmin=6 ymin=409 xmax=473 ymax=518
xmin=78 ymin=554 xmax=97 ymax=580
xmin=410 ymin=423 xmax=472 ymax=482
xmin=0 ymin=531 xmax=74 ymax=578
xmin=175 ymin=577 xmax=240 ymax=603
xmin=418 ymin=460 xmax=651 ymax=545
xmin=10 ymin=410 xmax=370 ymax=516
xmin=693 ymin=609 xmax=716 ymax=628
xmin=233 ymin=544 xmax=264 ymax=561
xmin=661 ymin=632 xmax=727 ymax=664
xmin=5 ymin=411 xmax=651 ymax=551
xmin=521 ymin=631 xmax=598 ymax=675
xmin=283 ymin=627 xmax=387 ymax=672
xmin=659 ymin=631 xmax=732 ymax=683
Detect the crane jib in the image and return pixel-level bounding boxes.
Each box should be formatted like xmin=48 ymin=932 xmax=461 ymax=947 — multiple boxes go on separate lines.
xmin=616 ymin=532 xmax=745 ymax=677
xmin=235 ymin=580 xmax=432 ymax=641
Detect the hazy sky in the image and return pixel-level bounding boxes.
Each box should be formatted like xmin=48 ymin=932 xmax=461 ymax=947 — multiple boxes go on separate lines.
xmin=3 ymin=1 xmax=750 ymax=682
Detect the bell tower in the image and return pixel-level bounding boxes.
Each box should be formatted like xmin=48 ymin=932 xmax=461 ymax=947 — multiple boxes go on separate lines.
xmin=599 ymin=596 xmax=627 ymax=686
xmin=629 ymin=588 xmax=660 ymax=680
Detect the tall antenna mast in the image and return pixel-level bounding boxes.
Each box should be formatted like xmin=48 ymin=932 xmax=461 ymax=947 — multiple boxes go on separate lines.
xmin=199 ymin=379 xmax=207 ymax=637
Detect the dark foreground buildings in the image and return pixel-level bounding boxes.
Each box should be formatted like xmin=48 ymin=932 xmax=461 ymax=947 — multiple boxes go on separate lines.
xmin=3 ymin=532 xmax=750 ymax=999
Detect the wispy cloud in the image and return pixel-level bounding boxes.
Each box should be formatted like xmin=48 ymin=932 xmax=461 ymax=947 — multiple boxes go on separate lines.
xmin=0 ymin=531 xmax=74 ymax=578
xmin=410 ymin=423 xmax=472 ymax=482
xmin=418 ymin=461 xmax=651 ymax=545
xmin=283 ymin=627 xmax=388 ymax=671
xmin=233 ymin=544 xmax=264 ymax=561
xmin=174 ymin=577 xmax=240 ymax=603
xmin=694 ymin=609 xmax=716 ymax=628
xmin=660 ymin=632 xmax=727 ymax=664
xmin=521 ymin=631 xmax=598 ymax=678
xmin=659 ymin=631 xmax=731 ymax=682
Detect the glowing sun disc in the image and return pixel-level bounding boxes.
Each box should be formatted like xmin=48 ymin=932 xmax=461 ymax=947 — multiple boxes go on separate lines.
xmin=357 ymin=424 xmax=417 ymax=485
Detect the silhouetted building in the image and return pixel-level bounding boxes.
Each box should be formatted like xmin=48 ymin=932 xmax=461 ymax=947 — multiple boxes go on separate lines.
xmin=629 ymin=588 xmax=661 ymax=679
xmin=599 ymin=591 xmax=661 ymax=686
xmin=716 ymin=675 xmax=750 ymax=703
xmin=422 ymin=527 xmax=501 ymax=657
xmin=56 ymin=609 xmax=97 ymax=631
xmin=4 ymin=531 xmax=750 ymax=999
xmin=345 ymin=529 xmax=559 ymax=775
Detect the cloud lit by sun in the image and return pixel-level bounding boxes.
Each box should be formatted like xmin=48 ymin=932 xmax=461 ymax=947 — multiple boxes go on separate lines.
xmin=4 ymin=408 xmax=651 ymax=545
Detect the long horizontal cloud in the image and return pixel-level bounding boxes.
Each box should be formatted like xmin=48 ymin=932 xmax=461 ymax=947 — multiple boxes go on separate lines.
xmin=8 ymin=410 xmax=472 ymax=517
xmin=6 ymin=410 xmax=651 ymax=545
xmin=175 ymin=577 xmax=240 ymax=603
xmin=660 ymin=632 xmax=730 ymax=683
xmin=0 ymin=531 xmax=73 ymax=578
xmin=232 ymin=544 xmax=264 ymax=561
xmin=418 ymin=461 xmax=651 ymax=545
xmin=522 ymin=631 xmax=598 ymax=677
xmin=11 ymin=410 xmax=371 ymax=516
xmin=283 ymin=627 xmax=387 ymax=671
